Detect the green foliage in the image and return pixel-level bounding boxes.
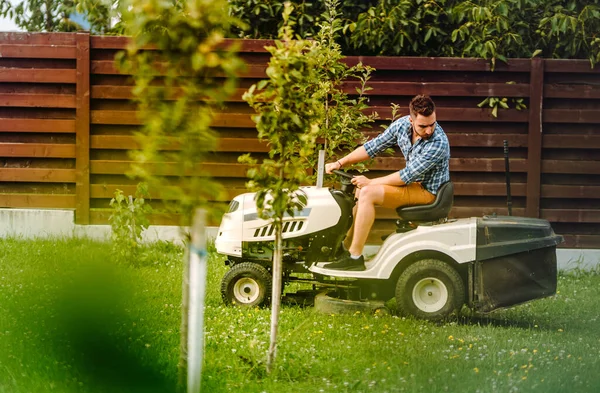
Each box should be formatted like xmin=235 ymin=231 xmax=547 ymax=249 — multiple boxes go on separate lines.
xmin=476 ymin=81 xmax=528 ymax=117
xmin=229 ymin=0 xmax=600 ymax=66
xmin=0 ymin=0 xmax=80 ymax=31
xmin=311 ymin=0 xmax=377 ymax=175
xmin=477 ymin=97 xmax=527 ymax=118
xmin=229 ymin=0 xmax=320 ymax=39
xmin=0 ymin=0 xmax=122 ymax=33
xmin=108 ymin=182 xmax=153 ymax=262
xmin=538 ymin=0 xmax=600 ymax=67
xmin=240 ymin=3 xmax=322 ymax=223
xmin=75 ymin=0 xmax=125 ymax=34
xmin=119 ymin=0 xmax=245 ymax=223
xmin=449 ymin=0 xmax=536 ymax=67
xmin=228 ymin=0 xmax=373 ymax=40
xmin=348 ymin=0 xmax=450 ymax=56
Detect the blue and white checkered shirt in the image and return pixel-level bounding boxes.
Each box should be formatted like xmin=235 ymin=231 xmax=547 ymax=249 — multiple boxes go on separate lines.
xmin=363 ymin=115 xmax=450 ymax=195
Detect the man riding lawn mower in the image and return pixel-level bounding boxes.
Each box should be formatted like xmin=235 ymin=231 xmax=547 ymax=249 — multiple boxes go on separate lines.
xmin=215 ymin=95 xmax=562 ymax=320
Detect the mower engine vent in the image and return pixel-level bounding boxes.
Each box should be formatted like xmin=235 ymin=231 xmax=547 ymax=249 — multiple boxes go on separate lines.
xmin=253 ymin=220 xmax=305 ymax=238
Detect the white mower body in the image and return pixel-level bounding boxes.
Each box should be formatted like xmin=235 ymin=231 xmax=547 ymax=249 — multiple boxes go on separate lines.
xmin=215 ymin=186 xmax=477 ymax=279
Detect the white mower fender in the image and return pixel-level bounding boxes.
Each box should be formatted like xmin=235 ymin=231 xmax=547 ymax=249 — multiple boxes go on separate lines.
xmin=369 ymin=218 xmax=478 ymax=279
xmin=310 ymin=218 xmax=478 ymax=280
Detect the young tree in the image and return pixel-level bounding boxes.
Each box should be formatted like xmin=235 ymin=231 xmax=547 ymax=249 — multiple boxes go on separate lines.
xmin=240 ymin=3 xmax=324 ymax=373
xmin=311 ymin=0 xmax=377 ymax=175
xmin=119 ymin=0 xmax=245 ymax=388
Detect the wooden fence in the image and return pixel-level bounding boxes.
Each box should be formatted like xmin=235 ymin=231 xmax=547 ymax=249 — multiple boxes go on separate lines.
xmin=1 ymin=32 xmax=599 ymax=248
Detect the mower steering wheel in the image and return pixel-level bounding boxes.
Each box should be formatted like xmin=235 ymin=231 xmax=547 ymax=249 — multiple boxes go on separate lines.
xmin=332 ymin=169 xmax=354 ymax=180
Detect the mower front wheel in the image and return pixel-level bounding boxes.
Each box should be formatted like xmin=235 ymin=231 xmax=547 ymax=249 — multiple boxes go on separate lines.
xmin=221 ymin=262 xmax=272 ymax=307
xmin=396 ymin=259 xmax=465 ymax=321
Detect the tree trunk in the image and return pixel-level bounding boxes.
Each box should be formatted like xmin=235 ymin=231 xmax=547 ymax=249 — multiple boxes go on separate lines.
xmin=185 ymin=209 xmax=208 ymax=393
xmin=266 ymin=226 xmax=283 ymax=373
xmin=178 ymin=245 xmax=189 ymax=391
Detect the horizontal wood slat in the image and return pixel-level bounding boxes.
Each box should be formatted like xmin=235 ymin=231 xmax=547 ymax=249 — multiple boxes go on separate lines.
xmin=0 ymin=93 xmax=76 ymax=108
xmin=90 ymin=85 xmax=247 ymax=102
xmin=345 ymin=81 xmax=530 ymax=97
xmin=91 ymin=60 xmax=267 ymax=78
xmin=561 ymin=235 xmax=600 ymax=249
xmin=344 ymin=56 xmax=531 ymax=72
xmin=0 ymin=193 xmax=76 ymax=208
xmin=541 ymin=209 xmax=600 ymax=223
xmin=0 ymin=168 xmax=76 ymax=182
xmin=0 ymin=143 xmax=75 ymax=158
xmin=90 ymin=36 xmax=275 ymax=53
xmin=541 ymin=185 xmax=600 ymax=199
xmin=542 ymin=160 xmax=600 ymax=175
xmin=454 ymin=182 xmax=526 ymax=196
xmin=543 ymin=135 xmax=600 ymax=149
xmin=0 ymin=68 xmax=77 ymax=83
xmin=545 ymin=60 xmax=600 ymax=73
xmin=90 ymin=184 xmax=245 ymax=201
xmin=545 ymin=84 xmax=600 ymax=99
xmin=0 ymin=32 xmax=77 ymax=45
xmin=544 ymin=109 xmax=600 ymax=124
xmin=90 ymin=135 xmax=267 ymax=152
xmin=91 ymin=60 xmax=122 ymax=75
xmin=90 ymin=160 xmax=250 ymax=177
xmin=0 ymin=118 xmax=76 ymax=133
xmin=0 ymin=44 xmax=77 ymax=59
xmin=90 ymin=110 xmax=256 ymax=128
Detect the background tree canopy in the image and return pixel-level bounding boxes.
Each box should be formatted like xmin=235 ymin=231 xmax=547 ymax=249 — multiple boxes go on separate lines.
xmin=0 ymin=0 xmax=123 ymax=34
xmin=230 ymin=0 xmax=600 ymax=66
xmin=2 ymin=0 xmax=600 ymax=65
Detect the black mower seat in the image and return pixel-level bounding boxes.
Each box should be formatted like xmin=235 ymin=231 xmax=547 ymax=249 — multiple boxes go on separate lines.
xmin=396 ymin=181 xmax=454 ymax=222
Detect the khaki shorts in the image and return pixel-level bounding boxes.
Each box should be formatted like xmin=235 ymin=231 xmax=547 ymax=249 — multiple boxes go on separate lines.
xmin=379 ymin=182 xmax=435 ymax=209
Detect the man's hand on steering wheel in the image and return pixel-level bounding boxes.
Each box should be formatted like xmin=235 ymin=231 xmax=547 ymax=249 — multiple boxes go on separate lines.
xmin=325 ymin=161 xmax=342 ymax=174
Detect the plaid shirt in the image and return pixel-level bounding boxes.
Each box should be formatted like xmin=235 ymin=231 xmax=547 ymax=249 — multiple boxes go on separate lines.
xmin=363 ymin=115 xmax=450 ymax=195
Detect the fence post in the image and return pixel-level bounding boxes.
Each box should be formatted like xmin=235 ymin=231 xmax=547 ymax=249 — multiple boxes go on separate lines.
xmin=75 ymin=32 xmax=91 ymax=224
xmin=526 ymin=57 xmax=544 ymax=218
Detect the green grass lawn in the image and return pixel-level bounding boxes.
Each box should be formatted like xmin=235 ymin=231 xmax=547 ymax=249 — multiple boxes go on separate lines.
xmin=1 ymin=237 xmax=599 ymax=393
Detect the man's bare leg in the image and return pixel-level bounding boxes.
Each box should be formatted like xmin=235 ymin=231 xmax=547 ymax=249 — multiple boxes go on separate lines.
xmin=348 ymin=185 xmax=384 ymax=257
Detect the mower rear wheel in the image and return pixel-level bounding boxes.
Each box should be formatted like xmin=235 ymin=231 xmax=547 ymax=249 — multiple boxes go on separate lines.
xmin=221 ymin=262 xmax=272 ymax=307
xmin=396 ymin=259 xmax=465 ymax=321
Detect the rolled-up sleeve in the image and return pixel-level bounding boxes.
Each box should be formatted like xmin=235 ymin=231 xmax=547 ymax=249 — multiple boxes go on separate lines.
xmin=399 ymin=139 xmax=447 ymax=184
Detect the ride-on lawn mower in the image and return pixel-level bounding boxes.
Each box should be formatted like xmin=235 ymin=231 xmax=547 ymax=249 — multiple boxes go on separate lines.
xmin=215 ymin=170 xmax=563 ymax=320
